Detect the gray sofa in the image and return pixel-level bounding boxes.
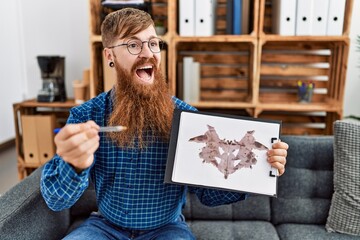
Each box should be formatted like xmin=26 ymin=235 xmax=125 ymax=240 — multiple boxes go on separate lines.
xmin=1 ymin=136 xmax=359 ymax=240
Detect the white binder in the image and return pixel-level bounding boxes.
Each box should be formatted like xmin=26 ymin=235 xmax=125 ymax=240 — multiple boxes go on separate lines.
xmin=326 ymin=0 xmax=346 ymax=36
xmin=296 ymin=0 xmax=314 ymax=36
xmin=195 ymin=0 xmax=216 ymax=36
xmin=183 ymin=57 xmax=194 ymax=102
xmin=311 ymin=0 xmax=329 ymax=35
xmin=179 ymin=0 xmax=195 ymax=36
xmin=272 ymin=0 xmax=297 ymax=35
xmin=183 ymin=57 xmax=200 ymax=103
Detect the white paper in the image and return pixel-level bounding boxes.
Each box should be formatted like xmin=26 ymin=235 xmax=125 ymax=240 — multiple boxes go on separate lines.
xmin=171 ymin=111 xmax=280 ymax=196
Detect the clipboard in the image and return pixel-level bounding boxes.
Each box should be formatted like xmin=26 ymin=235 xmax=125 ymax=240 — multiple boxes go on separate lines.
xmin=165 ymin=109 xmax=282 ymax=197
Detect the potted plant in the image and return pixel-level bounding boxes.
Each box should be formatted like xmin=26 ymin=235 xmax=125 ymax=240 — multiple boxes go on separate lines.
xmin=155 ymin=20 xmax=166 ymax=36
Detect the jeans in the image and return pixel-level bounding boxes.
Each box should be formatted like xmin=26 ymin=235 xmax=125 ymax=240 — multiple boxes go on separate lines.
xmin=63 ymin=212 xmax=196 ymax=240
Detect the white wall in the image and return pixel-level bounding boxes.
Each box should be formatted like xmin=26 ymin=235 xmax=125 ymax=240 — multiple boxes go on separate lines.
xmin=20 ymin=0 xmax=90 ymax=99
xmin=0 ymin=0 xmax=90 ymax=144
xmin=0 ymin=1 xmax=359 ymax=144
xmin=344 ymin=0 xmax=360 ymax=117
xmin=0 ymin=0 xmax=26 ymax=144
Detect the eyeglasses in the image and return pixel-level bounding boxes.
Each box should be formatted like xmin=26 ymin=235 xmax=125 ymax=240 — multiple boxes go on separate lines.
xmin=108 ymin=37 xmax=164 ymax=55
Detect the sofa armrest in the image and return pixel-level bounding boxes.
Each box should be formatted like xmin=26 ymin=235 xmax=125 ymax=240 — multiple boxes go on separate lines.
xmin=0 ymin=167 xmax=70 ymax=240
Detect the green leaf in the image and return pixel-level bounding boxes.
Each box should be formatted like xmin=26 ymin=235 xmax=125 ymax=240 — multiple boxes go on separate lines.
xmin=345 ymin=115 xmax=360 ymax=121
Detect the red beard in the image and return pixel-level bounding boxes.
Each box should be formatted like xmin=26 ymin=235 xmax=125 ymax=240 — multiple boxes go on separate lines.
xmin=107 ymin=57 xmax=174 ymax=148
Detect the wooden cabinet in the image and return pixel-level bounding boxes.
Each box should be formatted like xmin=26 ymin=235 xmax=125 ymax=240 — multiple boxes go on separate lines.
xmin=13 ymin=99 xmax=77 ymax=179
xmin=88 ymin=0 xmax=353 ymax=135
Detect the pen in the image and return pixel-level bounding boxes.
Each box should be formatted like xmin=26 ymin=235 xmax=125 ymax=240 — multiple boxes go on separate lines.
xmin=54 ymin=126 xmax=127 ymax=134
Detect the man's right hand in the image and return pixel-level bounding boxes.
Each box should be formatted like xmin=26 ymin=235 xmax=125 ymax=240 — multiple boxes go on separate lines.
xmin=54 ymin=120 xmax=100 ymax=173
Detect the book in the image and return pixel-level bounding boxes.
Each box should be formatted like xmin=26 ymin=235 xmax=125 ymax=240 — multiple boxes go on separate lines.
xmin=226 ymin=0 xmax=233 ymax=34
xmin=177 ymin=61 xmax=184 ymax=99
xmin=241 ymin=0 xmax=250 ymax=34
xmin=233 ymin=0 xmax=242 ymax=35
xmin=101 ymin=0 xmax=150 ymax=11
xmin=102 ymin=0 xmax=144 ymax=4
xmin=165 ymin=109 xmax=282 ymax=197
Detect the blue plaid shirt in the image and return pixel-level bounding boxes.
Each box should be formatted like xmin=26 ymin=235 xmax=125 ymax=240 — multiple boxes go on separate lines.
xmin=40 ymin=91 xmax=247 ymax=230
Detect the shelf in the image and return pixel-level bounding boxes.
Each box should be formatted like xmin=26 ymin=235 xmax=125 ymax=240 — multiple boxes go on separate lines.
xmin=257 ymin=102 xmax=341 ymax=113
xmin=90 ymin=34 xmax=102 ymax=43
xmin=192 ymin=101 xmax=254 ymax=109
xmin=191 ymin=101 xmax=341 ymax=113
xmin=260 ymin=35 xmax=350 ymax=43
xmin=18 ymin=155 xmax=40 ymax=169
xmin=15 ymin=98 xmax=77 ymax=108
xmin=174 ymin=35 xmax=257 ymax=43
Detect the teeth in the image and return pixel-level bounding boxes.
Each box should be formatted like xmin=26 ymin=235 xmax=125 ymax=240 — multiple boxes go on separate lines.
xmin=139 ymin=66 xmax=152 ymax=70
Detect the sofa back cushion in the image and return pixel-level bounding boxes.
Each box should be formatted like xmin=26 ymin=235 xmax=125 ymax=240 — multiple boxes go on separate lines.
xmin=271 ymin=136 xmax=334 ymax=225
xmin=183 ymin=193 xmax=271 ymax=221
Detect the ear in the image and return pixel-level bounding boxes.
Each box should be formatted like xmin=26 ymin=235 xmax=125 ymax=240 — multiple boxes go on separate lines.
xmin=103 ymin=48 xmax=113 ymax=62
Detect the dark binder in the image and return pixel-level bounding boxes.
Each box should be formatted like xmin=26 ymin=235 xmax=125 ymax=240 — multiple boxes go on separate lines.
xmin=226 ymin=0 xmax=233 ymax=34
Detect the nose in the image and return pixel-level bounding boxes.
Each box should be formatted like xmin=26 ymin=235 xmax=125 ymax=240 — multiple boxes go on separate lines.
xmin=138 ymin=42 xmax=153 ymax=58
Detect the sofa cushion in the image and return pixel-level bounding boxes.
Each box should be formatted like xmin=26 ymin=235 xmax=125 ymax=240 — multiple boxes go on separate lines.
xmin=232 ymin=195 xmax=271 ymax=221
xmin=277 ymin=224 xmax=360 ymax=240
xmin=326 ymin=120 xmax=360 ymax=236
xmin=189 ymin=221 xmax=279 ymax=240
xmin=185 ymin=193 xmax=232 ymax=220
xmin=183 ymin=193 xmax=271 ymax=221
xmin=272 ymin=136 xmax=334 ymax=225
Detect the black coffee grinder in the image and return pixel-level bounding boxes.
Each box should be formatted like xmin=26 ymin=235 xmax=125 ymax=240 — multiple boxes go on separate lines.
xmin=37 ymin=56 xmax=67 ymax=102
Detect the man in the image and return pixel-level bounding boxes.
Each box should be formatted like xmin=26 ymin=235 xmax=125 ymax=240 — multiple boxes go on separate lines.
xmin=40 ymin=8 xmax=288 ymax=239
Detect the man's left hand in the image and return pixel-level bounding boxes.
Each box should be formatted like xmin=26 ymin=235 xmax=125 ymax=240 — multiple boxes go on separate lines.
xmin=267 ymin=141 xmax=289 ymax=176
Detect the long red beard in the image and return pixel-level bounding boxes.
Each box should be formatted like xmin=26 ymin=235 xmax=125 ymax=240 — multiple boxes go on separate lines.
xmin=107 ymin=57 xmax=174 ymax=148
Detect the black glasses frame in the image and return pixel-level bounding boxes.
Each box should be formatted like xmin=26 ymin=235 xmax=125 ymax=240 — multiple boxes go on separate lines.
xmin=108 ymin=37 xmax=164 ymax=55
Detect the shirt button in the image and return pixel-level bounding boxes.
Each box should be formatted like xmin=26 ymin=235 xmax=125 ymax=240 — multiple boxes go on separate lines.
xmin=127 ymin=185 xmax=132 ymax=188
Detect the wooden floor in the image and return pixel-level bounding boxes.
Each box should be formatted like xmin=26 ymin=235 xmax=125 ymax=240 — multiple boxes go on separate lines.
xmin=0 ymin=145 xmax=20 ymax=195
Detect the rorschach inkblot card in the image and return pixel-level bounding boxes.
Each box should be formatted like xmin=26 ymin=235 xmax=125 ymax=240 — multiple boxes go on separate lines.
xmin=164 ymin=109 xmax=282 ymax=197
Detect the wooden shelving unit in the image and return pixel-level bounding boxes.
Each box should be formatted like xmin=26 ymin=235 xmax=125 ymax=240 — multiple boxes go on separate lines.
xmin=88 ymin=0 xmax=353 ymax=135
xmin=256 ymin=0 xmax=353 ymax=134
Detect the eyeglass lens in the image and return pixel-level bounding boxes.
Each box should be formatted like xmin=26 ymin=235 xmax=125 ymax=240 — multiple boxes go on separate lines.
xmin=127 ymin=38 xmax=163 ymax=55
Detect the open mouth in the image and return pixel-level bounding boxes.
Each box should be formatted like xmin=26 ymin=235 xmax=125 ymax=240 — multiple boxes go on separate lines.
xmin=135 ymin=65 xmax=154 ymax=84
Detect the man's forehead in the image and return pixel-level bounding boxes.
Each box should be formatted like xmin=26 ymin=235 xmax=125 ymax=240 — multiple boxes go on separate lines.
xmin=115 ymin=25 xmax=157 ymax=42
xmin=119 ymin=35 xmax=158 ymax=42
